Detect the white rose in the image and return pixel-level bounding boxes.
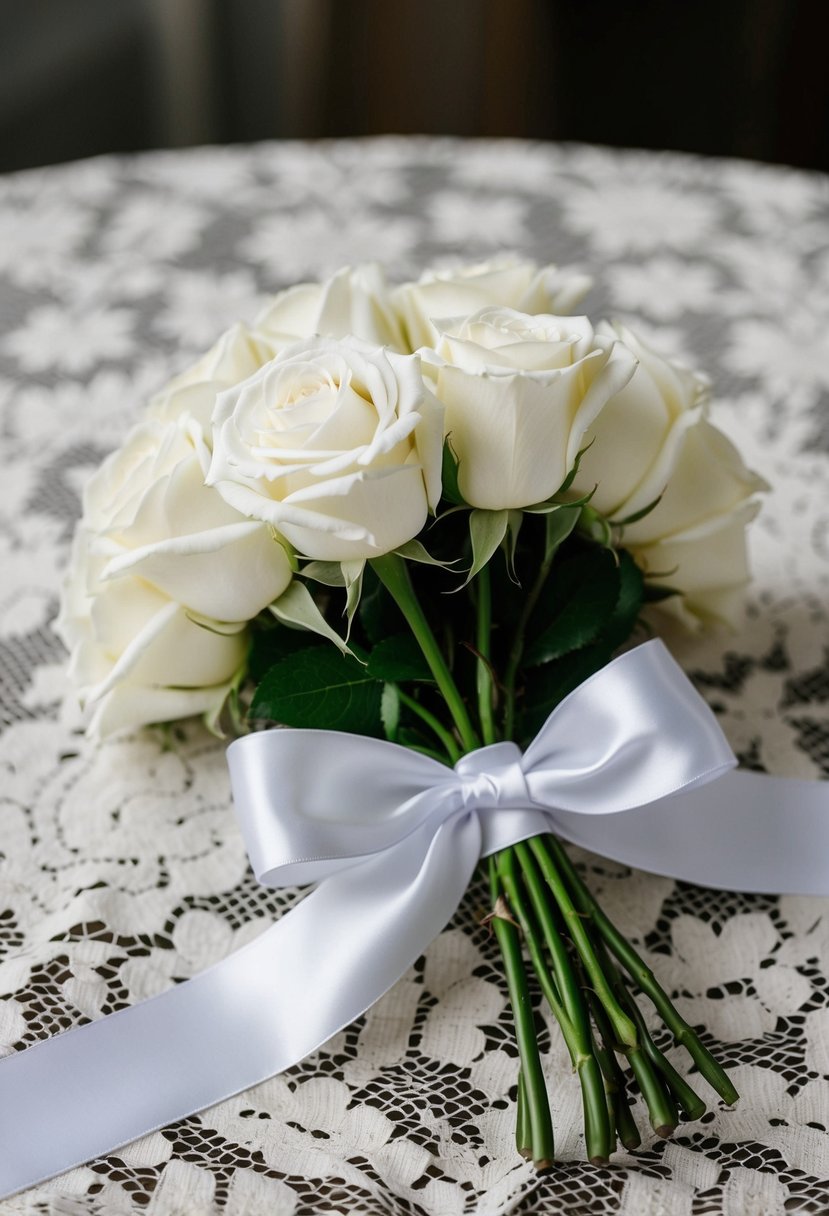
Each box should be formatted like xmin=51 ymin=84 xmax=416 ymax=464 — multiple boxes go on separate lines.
xmin=255 ymin=264 xmax=405 ymax=350
xmin=630 ymin=501 xmax=761 ymax=627
xmin=58 ymin=406 xmax=294 ymax=737
xmin=572 ymin=323 xmax=709 ymax=517
xmin=207 ymin=336 xmax=444 ymax=561
xmin=81 ymin=413 xmax=292 ymax=622
xmin=393 ymin=256 xmax=592 ymax=351
xmin=624 ymin=421 xmax=767 ymax=626
xmin=150 ymin=322 xmax=280 ymax=430
xmin=621 ymin=418 xmax=768 ymax=547
xmin=58 ymin=539 xmax=248 ymax=739
xmin=427 ymin=307 xmax=636 ymax=510
xmin=568 ymin=324 xmax=767 ymax=625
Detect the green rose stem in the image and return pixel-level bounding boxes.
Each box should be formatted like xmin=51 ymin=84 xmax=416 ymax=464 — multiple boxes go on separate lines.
xmin=524 ymin=837 xmax=686 ymax=1136
xmin=396 ymin=689 xmax=461 ymax=765
xmin=371 ymin=553 xmax=480 ymax=753
xmin=515 ymin=1070 xmax=532 ymax=1159
xmin=512 ymin=842 xmax=614 ymax=1162
xmin=502 ymin=536 xmax=557 ymax=740
xmin=527 ymin=839 xmax=638 ymax=1051
xmin=487 ymin=856 xmax=555 ymax=1170
xmin=583 ymin=984 xmax=642 ymax=1151
xmin=612 ymin=959 xmax=706 ymax=1121
xmin=499 ymin=847 xmax=613 ymax=1164
xmin=530 ymin=837 xmax=677 ymax=1135
xmin=543 ymin=835 xmax=740 ymax=1107
xmin=621 ymin=1023 xmax=678 ymax=1138
xmin=474 ymin=565 xmax=497 ymax=746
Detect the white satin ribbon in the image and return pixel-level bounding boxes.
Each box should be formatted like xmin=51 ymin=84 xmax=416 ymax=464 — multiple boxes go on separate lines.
xmin=0 ymin=638 xmax=826 ymax=1198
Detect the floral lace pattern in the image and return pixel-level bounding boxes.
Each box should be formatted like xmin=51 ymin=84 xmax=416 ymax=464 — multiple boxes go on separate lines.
xmin=1 ymin=137 xmax=829 ymax=1215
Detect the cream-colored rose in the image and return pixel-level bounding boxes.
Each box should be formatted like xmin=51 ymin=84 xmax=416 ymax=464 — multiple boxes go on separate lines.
xmin=427 ymin=307 xmax=636 ymax=510
xmin=255 ymin=264 xmax=405 ymax=350
xmin=568 ymin=324 xmax=766 ymax=624
xmin=572 ymin=323 xmax=709 ymax=518
xmin=207 ymin=336 xmax=444 ymax=561
xmin=58 ymin=406 xmax=293 ymax=737
xmin=621 ymin=418 xmax=767 ymax=547
xmin=393 ymin=256 xmax=592 ymax=351
xmin=630 ymin=501 xmax=761 ymax=627
xmin=150 ymin=322 xmax=280 ymax=430
xmin=58 ymin=537 xmax=248 ymax=739
xmin=624 ymin=421 xmax=767 ymax=626
xmin=81 ymin=413 xmax=292 ymax=622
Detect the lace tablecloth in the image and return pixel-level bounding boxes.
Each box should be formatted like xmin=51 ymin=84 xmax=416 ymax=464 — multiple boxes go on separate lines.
xmin=1 ymin=137 xmax=829 ymax=1216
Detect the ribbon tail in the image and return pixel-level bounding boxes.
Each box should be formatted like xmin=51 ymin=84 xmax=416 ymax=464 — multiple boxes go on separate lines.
xmin=0 ymin=812 xmax=480 ymax=1199
xmin=551 ymin=769 xmax=829 ymax=896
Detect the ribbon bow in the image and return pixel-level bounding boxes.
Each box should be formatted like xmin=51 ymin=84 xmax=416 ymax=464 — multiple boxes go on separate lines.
xmin=3 ymin=638 xmax=828 ymax=1199
xmin=230 ymin=639 xmax=735 ymax=899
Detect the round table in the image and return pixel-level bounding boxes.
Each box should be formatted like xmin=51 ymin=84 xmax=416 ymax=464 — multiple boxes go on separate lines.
xmin=1 ymin=137 xmax=828 ymax=1215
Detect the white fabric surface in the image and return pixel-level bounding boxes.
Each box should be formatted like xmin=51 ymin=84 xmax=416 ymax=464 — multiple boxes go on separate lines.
xmin=0 ymin=136 xmax=828 ymax=1215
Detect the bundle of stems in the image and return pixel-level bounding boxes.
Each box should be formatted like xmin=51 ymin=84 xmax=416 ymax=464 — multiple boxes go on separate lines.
xmin=488 ymin=835 xmax=738 ymax=1167
xmin=369 ymin=551 xmax=738 ymax=1166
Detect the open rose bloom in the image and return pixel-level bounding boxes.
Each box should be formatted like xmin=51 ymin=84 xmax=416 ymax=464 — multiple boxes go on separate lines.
xmin=57 ymin=256 xmax=766 ymax=1170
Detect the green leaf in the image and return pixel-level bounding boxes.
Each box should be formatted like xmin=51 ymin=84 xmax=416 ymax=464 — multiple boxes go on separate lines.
xmin=604 ymin=549 xmax=645 ymax=649
xmin=544 ymin=505 xmax=581 ymax=562
xmin=250 ymin=647 xmax=383 ymax=735
xmin=359 ymin=567 xmax=403 ymax=644
xmin=505 ymin=509 xmax=524 ymax=582
xmin=366 ymin=633 xmax=434 ymax=683
xmin=524 ymin=547 xmax=620 ymax=666
xmin=462 ymin=508 xmax=509 ymax=587
xmin=441 ymin=435 xmax=466 ymax=506
xmin=610 ymin=494 xmax=663 ymax=528
xmin=269 ymin=580 xmax=352 ymax=655
xmin=203 ymin=660 xmax=245 ymax=738
xmin=342 ymin=559 xmax=365 ymax=635
xmin=557 ymin=438 xmax=595 ymax=495
xmin=522 ymin=487 xmax=595 ymax=515
xmin=248 ymin=618 xmax=327 ymax=683
xmin=517 ymin=549 xmax=647 ymax=742
xmin=518 ymin=643 xmax=611 ymax=742
xmin=580 ymin=505 xmax=614 ymax=548
xmin=396 ymin=724 xmax=448 ymax=762
xmin=301 ymin=561 xmax=346 ymax=587
xmin=394 ymin=538 xmax=460 ymax=568
xmin=298 ymin=559 xmax=365 ymax=637
xmin=381 ymin=682 xmax=400 ymax=740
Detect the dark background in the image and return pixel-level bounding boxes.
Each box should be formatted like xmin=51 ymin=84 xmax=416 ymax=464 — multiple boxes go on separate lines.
xmin=2 ymin=0 xmax=828 ymax=174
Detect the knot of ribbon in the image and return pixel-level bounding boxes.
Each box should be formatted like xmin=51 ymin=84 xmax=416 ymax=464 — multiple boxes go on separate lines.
xmin=454 ymin=742 xmax=531 ymax=811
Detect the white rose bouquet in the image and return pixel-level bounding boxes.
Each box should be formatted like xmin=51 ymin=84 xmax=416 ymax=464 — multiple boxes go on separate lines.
xmin=60 ymin=257 xmax=766 ymax=1168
